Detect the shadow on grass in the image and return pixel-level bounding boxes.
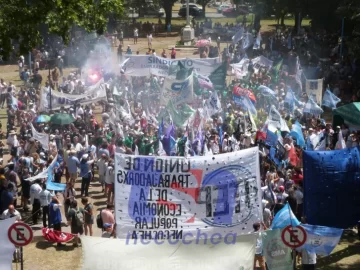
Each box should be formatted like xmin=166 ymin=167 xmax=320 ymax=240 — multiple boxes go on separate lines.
xmin=93 ymin=200 xmax=106 ymax=207
xmin=35 ymin=240 xmax=76 ymax=251
xmin=316 ymin=244 xmax=360 ymax=270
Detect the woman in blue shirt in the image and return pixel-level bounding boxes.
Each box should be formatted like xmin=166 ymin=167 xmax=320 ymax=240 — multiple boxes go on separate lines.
xmin=79 ymin=153 xmax=94 ymax=197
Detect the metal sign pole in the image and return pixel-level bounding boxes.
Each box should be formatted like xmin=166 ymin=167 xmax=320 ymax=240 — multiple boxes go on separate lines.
xmin=20 ymin=247 xmax=24 ymax=270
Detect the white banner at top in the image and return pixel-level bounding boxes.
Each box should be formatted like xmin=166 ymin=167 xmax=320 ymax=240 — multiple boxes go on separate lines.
xmin=120 ymin=55 xmax=221 ymax=77
xmin=306 ymin=79 xmax=324 ymax=105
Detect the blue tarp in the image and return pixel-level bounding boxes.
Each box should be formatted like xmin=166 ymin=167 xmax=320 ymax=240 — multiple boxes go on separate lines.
xmin=303 ymin=147 xmax=360 ymax=228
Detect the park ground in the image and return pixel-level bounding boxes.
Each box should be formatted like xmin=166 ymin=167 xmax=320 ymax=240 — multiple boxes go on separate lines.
xmin=0 ymin=18 xmax=359 ymax=270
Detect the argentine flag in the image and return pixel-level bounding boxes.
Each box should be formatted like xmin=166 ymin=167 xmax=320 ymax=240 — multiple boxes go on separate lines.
xmin=271 ymin=203 xmax=300 ymax=229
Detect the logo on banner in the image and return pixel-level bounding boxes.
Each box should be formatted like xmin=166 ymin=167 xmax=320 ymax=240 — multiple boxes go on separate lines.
xmin=281 ymin=225 xmax=307 ymax=249
xmin=266 ymin=238 xmax=289 ymax=260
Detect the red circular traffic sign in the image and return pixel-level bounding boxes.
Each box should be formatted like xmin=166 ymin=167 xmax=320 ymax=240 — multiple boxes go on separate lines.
xmin=281 ymin=225 xmax=307 ymax=249
xmin=8 ymin=223 xmax=33 ymax=246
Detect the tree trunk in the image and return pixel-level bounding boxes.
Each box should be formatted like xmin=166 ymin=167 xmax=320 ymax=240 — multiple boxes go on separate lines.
xmin=280 ymin=14 xmax=285 ymax=26
xmin=202 ymin=4 xmax=206 ymax=18
xmin=294 ymin=12 xmax=303 ymax=33
xmin=163 ymin=1 xmax=173 ymax=30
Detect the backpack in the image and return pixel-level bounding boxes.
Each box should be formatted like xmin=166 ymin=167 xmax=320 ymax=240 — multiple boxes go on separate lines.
xmin=74 ymin=209 xmax=84 ymax=227
xmin=96 ymin=210 xmax=103 ymax=229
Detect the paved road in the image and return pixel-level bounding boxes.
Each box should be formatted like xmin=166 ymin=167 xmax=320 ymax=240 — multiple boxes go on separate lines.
xmin=129 ymin=12 xmax=225 ymax=18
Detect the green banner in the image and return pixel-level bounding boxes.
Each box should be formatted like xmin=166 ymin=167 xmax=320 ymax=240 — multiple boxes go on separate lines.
xmin=262 ymin=229 xmax=293 ymax=270
xmin=209 ymin=61 xmax=227 ymax=90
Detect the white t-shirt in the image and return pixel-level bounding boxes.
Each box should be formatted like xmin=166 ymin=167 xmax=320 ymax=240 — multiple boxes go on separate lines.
xmin=134 ymin=29 xmax=138 ymax=37
xmin=1 ymin=209 xmax=22 ymax=221
xmin=147 ymin=34 xmax=152 ymax=42
xmin=105 ymin=166 xmax=115 ymax=185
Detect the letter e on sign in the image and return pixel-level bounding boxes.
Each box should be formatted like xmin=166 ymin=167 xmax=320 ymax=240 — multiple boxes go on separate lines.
xmin=281 ymin=225 xmax=307 ymax=249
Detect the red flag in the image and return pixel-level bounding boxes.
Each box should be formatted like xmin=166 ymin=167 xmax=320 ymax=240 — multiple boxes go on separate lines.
xmin=42 ymin=228 xmax=75 ymax=243
xmin=233 ymin=86 xmax=256 ymax=103
xmin=288 ymin=146 xmax=299 ymax=166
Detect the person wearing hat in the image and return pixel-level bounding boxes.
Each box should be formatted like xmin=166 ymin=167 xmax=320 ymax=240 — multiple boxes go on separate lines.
xmin=79 ymin=153 xmax=95 ymax=197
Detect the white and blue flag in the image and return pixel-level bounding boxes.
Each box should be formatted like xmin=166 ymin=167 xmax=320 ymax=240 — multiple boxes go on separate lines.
xmin=271 ymin=203 xmax=300 ymax=229
xmin=322 ymin=89 xmax=341 ymax=110
xmin=303 ymin=96 xmax=323 ymax=116
xmin=253 ymin=32 xmax=261 ymax=50
xmin=297 ymin=224 xmax=343 ymax=256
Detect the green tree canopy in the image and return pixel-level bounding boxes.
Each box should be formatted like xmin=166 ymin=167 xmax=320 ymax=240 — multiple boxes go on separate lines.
xmin=0 ymin=0 xmax=124 ymax=60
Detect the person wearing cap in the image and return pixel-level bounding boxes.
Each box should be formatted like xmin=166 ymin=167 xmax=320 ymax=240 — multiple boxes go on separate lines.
xmin=79 ymin=153 xmax=94 ymax=197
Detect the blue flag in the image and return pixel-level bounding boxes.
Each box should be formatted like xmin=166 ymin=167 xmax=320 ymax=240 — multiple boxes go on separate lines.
xmin=271 ymin=203 xmax=300 ymax=230
xmin=297 ymin=224 xmax=343 ymax=256
xmin=233 ymin=95 xmax=257 ymax=116
xmin=232 ymin=28 xmax=244 ymax=44
xmin=289 ymin=121 xmax=305 ymax=148
xmin=303 ymin=147 xmax=360 ymax=228
xmin=322 ymin=89 xmax=341 ymax=110
xmin=265 ymin=130 xmax=278 ymax=147
xmin=284 ymin=88 xmax=300 ymax=112
xmin=258 ymin=85 xmax=276 ymax=97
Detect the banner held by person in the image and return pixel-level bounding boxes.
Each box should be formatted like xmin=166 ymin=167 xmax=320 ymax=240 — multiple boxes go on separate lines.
xmin=161 ymin=73 xmax=194 ymax=106
xmin=305 ymin=79 xmax=324 ymax=105
xmin=0 ymin=217 xmax=16 ymax=270
xmin=114 ymin=148 xmax=262 ymax=239
xmin=262 ymin=228 xmax=293 ymax=270
xmin=30 ymin=123 xmax=49 ymax=150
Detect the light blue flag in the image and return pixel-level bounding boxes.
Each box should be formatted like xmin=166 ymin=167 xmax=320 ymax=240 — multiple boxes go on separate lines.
xmin=232 ymin=28 xmax=244 ymax=44
xmin=271 ymin=203 xmax=300 ymax=230
xmin=242 ymin=32 xmax=254 ymax=49
xmin=258 ymin=85 xmax=276 ymax=97
xmin=284 ymin=88 xmax=300 ymax=112
xmin=303 ymin=96 xmax=323 ymax=116
xmin=289 ymin=121 xmax=305 ymax=148
xmin=297 ymin=224 xmax=343 ymax=256
xmin=266 ymin=130 xmax=278 ymax=147
xmin=46 ymin=156 xmax=66 ymax=191
xmin=322 ymin=89 xmax=341 ymax=110
xmin=233 ymin=95 xmax=257 ymax=116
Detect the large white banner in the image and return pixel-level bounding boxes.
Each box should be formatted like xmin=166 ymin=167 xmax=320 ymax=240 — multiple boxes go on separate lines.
xmin=306 ymin=79 xmax=323 ymax=104
xmin=231 ymin=58 xmax=250 ymax=79
xmin=81 ymin=234 xmax=256 ymax=270
xmin=39 ymin=79 xmax=106 ymax=111
xmin=115 ymin=148 xmax=262 ymax=240
xmin=0 ymin=217 xmax=16 ymax=270
xmin=30 ymin=124 xmax=49 ymax=150
xmin=121 ymin=55 xmax=221 ymax=77
xmin=161 ymin=73 xmax=194 ymax=106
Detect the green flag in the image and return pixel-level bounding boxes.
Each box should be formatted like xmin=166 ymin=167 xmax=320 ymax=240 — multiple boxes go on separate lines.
xmin=262 ymin=229 xmax=293 ymax=270
xmin=272 ymin=59 xmax=283 ymax=83
xmin=209 ymin=62 xmax=227 ymax=90
xmin=167 ymin=100 xmax=195 ymax=127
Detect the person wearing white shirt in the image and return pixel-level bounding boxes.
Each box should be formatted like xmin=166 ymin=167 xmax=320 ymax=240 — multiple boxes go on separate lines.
xmin=301 ymin=248 xmax=316 ymax=269
xmin=30 ymin=181 xmax=42 ymax=224
xmin=76 ymin=105 xmax=84 ymax=119
xmin=39 ymin=183 xmax=54 ymax=227
xmin=294 ymin=185 xmax=303 ymax=220
xmin=1 ymin=205 xmax=21 ymax=221
xmin=105 ymin=163 xmax=115 ymax=204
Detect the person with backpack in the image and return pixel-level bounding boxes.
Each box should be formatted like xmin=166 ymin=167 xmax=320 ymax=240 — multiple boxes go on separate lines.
xmin=81 ymin=197 xmax=94 ymax=236
xmin=67 ymin=200 xmax=84 ymax=247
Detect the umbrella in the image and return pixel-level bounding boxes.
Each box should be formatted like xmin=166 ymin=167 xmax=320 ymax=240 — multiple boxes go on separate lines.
xmin=34 ymin=115 xmax=51 ymax=123
xmin=50 ymin=113 xmax=75 ymax=125
xmin=195 ymin=39 xmax=210 ymax=47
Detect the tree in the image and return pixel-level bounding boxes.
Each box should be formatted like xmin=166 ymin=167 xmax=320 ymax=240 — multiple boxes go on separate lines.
xmin=159 ymin=0 xmax=177 ymax=28
xmin=0 ymin=0 xmax=124 ymax=60
xmin=196 ymin=0 xmax=211 ymax=16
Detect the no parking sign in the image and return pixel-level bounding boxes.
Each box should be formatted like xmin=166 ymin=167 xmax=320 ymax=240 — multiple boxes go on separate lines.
xmin=8 ymin=223 xmax=33 ymax=247
xmin=281 ymin=225 xmax=307 ymax=249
